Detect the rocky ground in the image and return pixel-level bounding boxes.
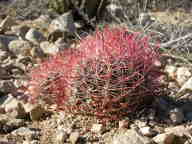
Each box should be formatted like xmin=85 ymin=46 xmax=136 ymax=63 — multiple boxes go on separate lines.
xmin=1 ymin=0 xmax=192 ymax=144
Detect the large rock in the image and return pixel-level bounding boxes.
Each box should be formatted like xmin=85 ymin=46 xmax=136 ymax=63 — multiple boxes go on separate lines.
xmin=104 ymin=129 xmax=154 ymax=144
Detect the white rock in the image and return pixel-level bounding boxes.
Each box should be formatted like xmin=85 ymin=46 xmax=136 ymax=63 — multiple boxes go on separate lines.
xmin=8 ymin=40 xmax=32 ymax=56
xmin=56 ymin=130 xmax=68 ymax=144
xmin=165 ymin=125 xmax=191 ymax=137
xmin=164 ymin=65 xmax=177 ymax=80
xmin=177 ymin=77 xmax=192 ymax=97
xmin=49 ymin=11 xmax=76 ymax=34
xmin=153 ymin=133 xmax=175 ymax=144
xmin=91 ymin=124 xmax=103 ymax=133
xmin=140 ymin=127 xmax=156 ymax=137
xmin=109 ymin=129 xmax=153 ymax=144
xmin=1 ymin=95 xmax=26 ymax=118
xmin=40 ymin=41 xmax=59 ymax=55
xmin=176 ymin=67 xmax=191 ymax=86
xmin=69 ymin=131 xmax=80 ymax=144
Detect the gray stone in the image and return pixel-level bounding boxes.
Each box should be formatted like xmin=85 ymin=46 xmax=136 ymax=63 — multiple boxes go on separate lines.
xmin=0 ymin=41 xmax=7 ymax=51
xmin=0 ymin=16 xmax=16 ymax=32
xmin=169 ymin=108 xmax=184 ymax=124
xmin=185 ymin=112 xmax=192 ymax=121
xmin=0 ymin=35 xmax=18 ymax=49
xmin=49 ymin=11 xmax=76 ymax=34
xmin=8 ymin=40 xmax=32 ymax=56
xmin=0 ymin=80 xmax=16 ymax=94
xmin=139 ymin=13 xmax=153 ymax=26
xmin=25 ymin=28 xmax=46 ymax=44
xmin=0 ymin=49 xmax=8 ymax=61
xmin=11 ymin=25 xmax=30 ymax=40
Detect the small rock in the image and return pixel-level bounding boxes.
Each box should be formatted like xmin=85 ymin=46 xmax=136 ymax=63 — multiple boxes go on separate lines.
xmin=22 ymin=103 xmax=45 ymax=121
xmin=69 ymin=131 xmax=80 ymax=144
xmin=40 ymin=41 xmax=59 ymax=55
xmin=0 ymin=114 xmax=25 ymax=134
xmin=11 ymin=127 xmax=40 ymax=140
xmin=11 ymin=25 xmax=30 ymax=40
xmin=0 ymin=49 xmax=8 ymax=61
xmin=140 ymin=127 xmax=157 ymax=137
xmin=47 ymin=29 xmax=64 ymax=42
xmin=106 ymin=3 xmax=124 ymax=20
xmin=169 ymin=108 xmax=184 ymax=124
xmin=0 ymin=41 xmax=7 ymax=51
xmin=1 ymin=95 xmax=26 ymax=118
xmin=0 ymin=35 xmax=18 ymax=49
xmin=25 ymin=28 xmax=46 ymax=44
xmin=185 ymin=112 xmax=192 ymax=121
xmin=153 ymin=133 xmax=176 ymax=144
xmin=134 ymin=120 xmax=147 ymax=128
xmin=139 ymin=13 xmax=153 ymax=26
xmin=0 ymin=80 xmax=16 ymax=94
xmin=177 ymin=77 xmax=192 ymax=97
xmin=165 ymin=125 xmax=191 ymax=137
xmin=119 ymin=120 xmax=129 ymax=129
xmin=91 ymin=124 xmax=103 ymax=133
xmin=55 ymin=129 xmax=68 ymax=144
xmin=176 ymin=67 xmax=191 ymax=86
xmin=105 ymin=129 xmax=153 ymax=144
xmin=0 ymin=16 xmax=16 ymax=32
xmin=164 ymin=65 xmax=177 ymax=80
xmin=49 ymin=11 xmax=76 ymax=34
xmin=23 ymin=140 xmax=39 ymax=144
xmin=30 ymin=46 xmax=45 ymax=58
xmin=8 ymin=40 xmax=32 ymax=56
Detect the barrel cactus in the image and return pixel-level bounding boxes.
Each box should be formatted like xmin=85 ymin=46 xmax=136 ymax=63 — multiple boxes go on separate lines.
xmin=27 ymin=27 xmax=163 ymax=120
